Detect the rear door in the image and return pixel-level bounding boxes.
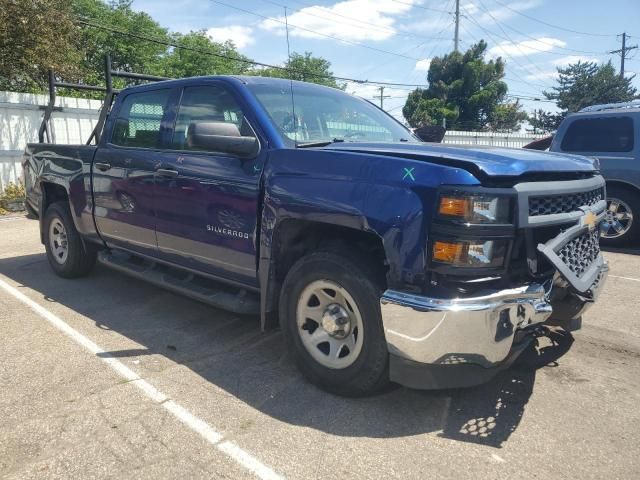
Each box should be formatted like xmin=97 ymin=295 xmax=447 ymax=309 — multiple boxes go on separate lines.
xmin=93 ymin=88 xmax=177 ymax=257
xmin=557 ymin=114 xmax=637 ymax=181
xmin=154 ymin=83 xmax=264 ymax=287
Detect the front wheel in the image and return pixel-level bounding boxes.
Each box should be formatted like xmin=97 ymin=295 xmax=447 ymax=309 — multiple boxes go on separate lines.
xmin=43 ymin=202 xmax=97 ymax=278
xmin=600 ymin=186 xmax=639 ymax=247
xmin=279 ymin=250 xmax=389 ymax=396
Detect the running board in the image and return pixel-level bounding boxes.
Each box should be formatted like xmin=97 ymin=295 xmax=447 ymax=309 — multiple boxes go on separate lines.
xmin=97 ymin=250 xmax=260 ymax=315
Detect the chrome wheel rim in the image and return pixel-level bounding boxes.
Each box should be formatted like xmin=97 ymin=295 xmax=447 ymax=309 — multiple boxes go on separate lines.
xmin=49 ymin=218 xmax=69 ymax=264
xmin=296 ymin=279 xmax=364 ymax=369
xmin=601 ymin=197 xmax=633 ymax=239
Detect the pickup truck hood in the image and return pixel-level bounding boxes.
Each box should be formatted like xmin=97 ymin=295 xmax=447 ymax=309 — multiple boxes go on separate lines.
xmin=323 ymin=142 xmax=597 ymax=178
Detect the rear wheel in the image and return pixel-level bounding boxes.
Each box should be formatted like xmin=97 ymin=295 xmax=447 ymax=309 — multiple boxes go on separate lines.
xmin=600 ymin=186 xmax=640 ymax=247
xmin=279 ymin=250 xmax=389 ymax=396
xmin=43 ymin=202 xmax=97 ymax=278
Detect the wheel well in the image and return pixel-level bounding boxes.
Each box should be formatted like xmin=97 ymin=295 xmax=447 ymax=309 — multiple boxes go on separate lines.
xmin=271 ymin=219 xmax=388 ymax=288
xmin=606 ymin=180 xmax=640 ymax=198
xmin=40 ymin=183 xmax=69 ymax=243
xmin=42 ymin=182 xmax=69 ymax=212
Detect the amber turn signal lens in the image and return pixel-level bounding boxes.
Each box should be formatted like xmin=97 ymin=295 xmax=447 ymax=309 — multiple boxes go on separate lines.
xmin=433 ymin=241 xmax=467 ymax=263
xmin=439 ymin=197 xmax=471 ymax=217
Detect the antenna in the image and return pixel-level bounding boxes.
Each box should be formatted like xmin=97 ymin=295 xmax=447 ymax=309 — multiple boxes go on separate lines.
xmin=284 ymin=7 xmax=298 ymax=145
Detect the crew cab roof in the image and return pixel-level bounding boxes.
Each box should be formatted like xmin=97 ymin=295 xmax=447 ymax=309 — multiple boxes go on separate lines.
xmin=116 ymin=75 xmax=339 ymax=95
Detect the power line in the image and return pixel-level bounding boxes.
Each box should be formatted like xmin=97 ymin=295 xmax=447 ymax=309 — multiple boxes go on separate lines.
xmin=458 ymin=20 xmax=552 ymax=90
xmin=475 ymin=0 xmax=604 ymax=58
xmin=72 ymin=18 xmax=434 ymax=88
xmin=491 ymin=0 xmax=618 ymax=38
xmin=390 ymin=0 xmax=451 ymax=14
xmin=399 ymin=1 xmax=457 ymax=83
xmin=463 ymin=12 xmax=607 ymax=57
xmin=208 ymin=0 xmax=422 ymax=61
xmin=487 ymin=17 xmax=607 ymax=56
xmin=75 ymin=16 xmax=559 ymax=107
xmin=472 ymin=1 xmax=550 ymax=77
xmin=609 ymin=33 xmax=639 ymax=78
xmin=357 ymin=22 xmax=455 ymax=79
xmin=257 ymin=0 xmax=453 ymax=44
xmin=373 ymin=86 xmax=392 ymax=108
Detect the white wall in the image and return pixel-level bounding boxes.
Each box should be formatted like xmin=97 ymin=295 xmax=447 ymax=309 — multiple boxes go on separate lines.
xmin=0 ymin=91 xmax=101 ymax=191
xmin=443 ymin=129 xmax=546 ymax=148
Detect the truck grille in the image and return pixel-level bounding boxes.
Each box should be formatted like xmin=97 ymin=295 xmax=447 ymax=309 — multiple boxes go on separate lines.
xmin=557 ymin=229 xmax=600 ymax=278
xmin=529 ymin=187 xmax=604 ymax=216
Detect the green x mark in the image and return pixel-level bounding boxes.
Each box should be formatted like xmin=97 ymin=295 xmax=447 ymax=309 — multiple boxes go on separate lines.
xmin=402 ymin=167 xmax=415 ymax=181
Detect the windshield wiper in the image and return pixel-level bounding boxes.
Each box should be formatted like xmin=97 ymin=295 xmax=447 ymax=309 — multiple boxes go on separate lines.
xmin=296 ymin=138 xmax=345 ymax=148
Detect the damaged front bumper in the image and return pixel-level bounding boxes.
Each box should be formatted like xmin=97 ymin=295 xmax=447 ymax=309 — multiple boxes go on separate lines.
xmin=380 ymin=261 xmax=608 ymax=390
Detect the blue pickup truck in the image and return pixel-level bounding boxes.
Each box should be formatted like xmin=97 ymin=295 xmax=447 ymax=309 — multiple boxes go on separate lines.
xmin=23 ymin=75 xmax=609 ymax=396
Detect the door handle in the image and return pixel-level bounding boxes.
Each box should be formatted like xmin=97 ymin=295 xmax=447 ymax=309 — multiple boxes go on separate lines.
xmin=95 ymin=162 xmax=112 ymax=172
xmin=156 ymin=168 xmax=179 ymax=178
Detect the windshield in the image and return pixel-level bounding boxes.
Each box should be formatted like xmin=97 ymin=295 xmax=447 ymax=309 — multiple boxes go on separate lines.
xmin=245 ymin=81 xmax=418 ymax=146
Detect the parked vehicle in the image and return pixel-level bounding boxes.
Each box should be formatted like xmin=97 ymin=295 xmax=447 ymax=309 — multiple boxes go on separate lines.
xmin=23 ymin=70 xmax=609 ymax=396
xmin=550 ymin=101 xmax=640 ymax=246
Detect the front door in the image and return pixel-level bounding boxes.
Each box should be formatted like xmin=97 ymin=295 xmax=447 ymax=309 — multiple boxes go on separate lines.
xmin=93 ymin=88 xmax=175 ymax=257
xmin=154 ymin=84 xmax=263 ymax=287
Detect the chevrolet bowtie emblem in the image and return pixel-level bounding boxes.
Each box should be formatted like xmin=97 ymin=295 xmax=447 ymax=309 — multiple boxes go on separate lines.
xmin=583 ymin=210 xmax=598 ymax=231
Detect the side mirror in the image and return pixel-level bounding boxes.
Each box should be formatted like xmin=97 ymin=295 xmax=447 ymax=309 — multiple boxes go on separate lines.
xmin=187 ymin=122 xmax=259 ymax=157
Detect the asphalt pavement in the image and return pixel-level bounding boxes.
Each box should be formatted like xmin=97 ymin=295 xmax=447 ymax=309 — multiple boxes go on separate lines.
xmin=1 ymin=215 xmax=639 ymax=479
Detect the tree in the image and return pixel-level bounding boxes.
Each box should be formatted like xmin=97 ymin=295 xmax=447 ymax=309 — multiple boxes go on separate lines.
xmin=0 ymin=0 xmax=81 ymax=92
xmin=257 ymin=52 xmax=345 ymax=89
xmin=544 ymin=61 xmax=637 ymax=112
xmin=402 ymin=92 xmax=457 ymax=127
xmin=71 ymin=0 xmax=170 ymax=86
xmin=528 ymin=109 xmax=564 ymax=134
xmin=158 ymin=31 xmax=252 ymax=78
xmin=488 ymin=101 xmax=528 ymax=132
xmin=403 ymin=41 xmax=525 ymax=131
xmin=1 ymin=0 xmax=341 ymax=97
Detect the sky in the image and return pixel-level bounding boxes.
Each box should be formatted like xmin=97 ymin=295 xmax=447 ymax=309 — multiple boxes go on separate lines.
xmin=131 ymin=0 xmax=640 ymax=125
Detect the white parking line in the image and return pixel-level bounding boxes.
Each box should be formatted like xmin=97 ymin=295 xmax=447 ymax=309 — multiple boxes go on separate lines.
xmin=0 ymin=277 xmax=283 ymax=480
xmin=609 ymin=274 xmax=640 ymax=282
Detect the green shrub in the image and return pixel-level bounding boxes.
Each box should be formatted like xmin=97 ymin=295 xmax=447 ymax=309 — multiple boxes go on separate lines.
xmin=1 ymin=182 xmax=25 ymax=200
xmin=0 ymin=182 xmax=26 ymax=214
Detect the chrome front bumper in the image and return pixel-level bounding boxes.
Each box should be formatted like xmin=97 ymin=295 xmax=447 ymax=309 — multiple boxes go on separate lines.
xmin=380 ymin=262 xmax=609 ymax=387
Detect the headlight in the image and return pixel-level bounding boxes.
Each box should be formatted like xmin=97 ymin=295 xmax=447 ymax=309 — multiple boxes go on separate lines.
xmin=433 ymin=239 xmax=507 ymax=268
xmin=438 ymin=193 xmax=511 ymax=224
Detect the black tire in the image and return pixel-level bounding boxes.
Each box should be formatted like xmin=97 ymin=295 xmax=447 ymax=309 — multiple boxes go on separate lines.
xmin=43 ymin=201 xmax=97 ymax=278
xmin=600 ymin=185 xmax=640 ymax=247
xmin=279 ymin=249 xmax=389 ymax=396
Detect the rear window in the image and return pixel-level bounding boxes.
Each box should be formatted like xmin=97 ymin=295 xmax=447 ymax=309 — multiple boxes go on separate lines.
xmin=111 ymin=89 xmax=171 ymax=148
xmin=561 ymin=116 xmax=634 ymax=153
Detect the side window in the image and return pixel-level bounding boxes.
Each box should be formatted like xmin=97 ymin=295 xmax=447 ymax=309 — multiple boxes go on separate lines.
xmin=561 ymin=116 xmax=634 ymax=153
xmin=111 ymin=89 xmax=171 ymax=148
xmin=172 ymin=85 xmax=254 ymax=152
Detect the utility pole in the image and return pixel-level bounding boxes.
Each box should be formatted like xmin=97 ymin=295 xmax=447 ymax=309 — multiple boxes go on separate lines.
xmin=609 ymin=33 xmax=638 ymax=78
xmin=373 ymin=86 xmax=391 ymax=109
xmin=454 ymin=0 xmax=460 ymax=52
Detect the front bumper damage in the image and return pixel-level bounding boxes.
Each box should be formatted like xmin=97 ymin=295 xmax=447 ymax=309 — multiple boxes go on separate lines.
xmin=380 ymin=176 xmax=610 ymax=390
xmin=380 ymin=262 xmax=608 ymax=389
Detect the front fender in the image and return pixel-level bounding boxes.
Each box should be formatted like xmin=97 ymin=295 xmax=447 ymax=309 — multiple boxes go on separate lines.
xmin=257 ymin=149 xmax=480 ymax=329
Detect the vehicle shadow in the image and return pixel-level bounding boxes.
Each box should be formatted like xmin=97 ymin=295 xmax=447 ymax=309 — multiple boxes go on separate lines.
xmin=0 ymin=253 xmax=574 ymax=448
